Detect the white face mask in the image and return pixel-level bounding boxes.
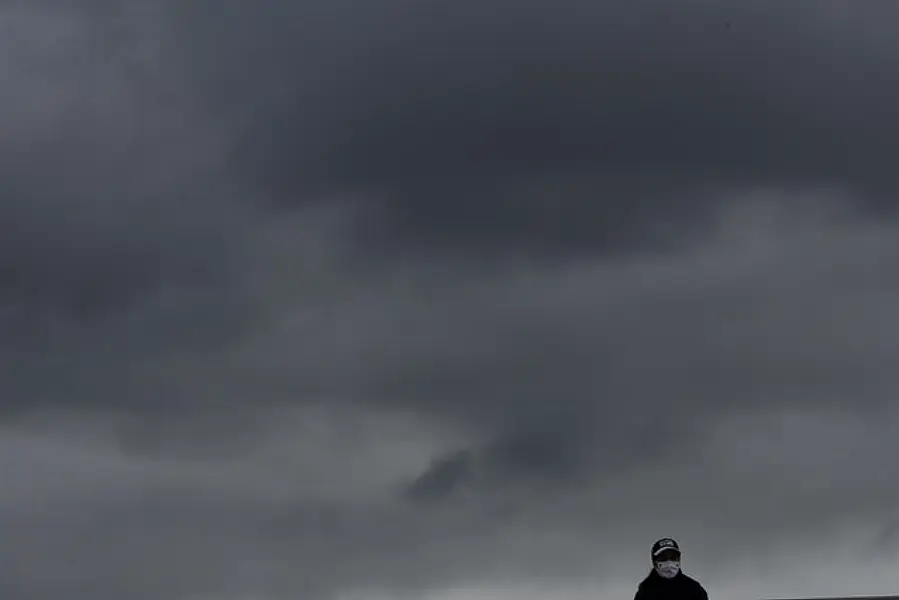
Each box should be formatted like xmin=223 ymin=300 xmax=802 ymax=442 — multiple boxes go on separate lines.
xmin=654 ymin=560 xmax=680 ymax=579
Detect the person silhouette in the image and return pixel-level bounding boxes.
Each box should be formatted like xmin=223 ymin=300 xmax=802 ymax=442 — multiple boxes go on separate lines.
xmin=634 ymin=538 xmax=709 ymax=600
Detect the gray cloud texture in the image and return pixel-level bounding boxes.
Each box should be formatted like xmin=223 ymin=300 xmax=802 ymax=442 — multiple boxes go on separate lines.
xmin=2 ymin=1 xmax=899 ymax=599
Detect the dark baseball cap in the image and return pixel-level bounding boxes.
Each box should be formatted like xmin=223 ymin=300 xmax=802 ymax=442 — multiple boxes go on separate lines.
xmin=651 ymin=538 xmax=680 ymax=558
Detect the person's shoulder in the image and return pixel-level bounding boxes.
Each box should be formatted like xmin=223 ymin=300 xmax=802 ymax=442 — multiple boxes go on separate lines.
xmin=677 ymin=573 xmax=708 ymax=596
xmin=635 ymin=571 xmax=655 ymax=594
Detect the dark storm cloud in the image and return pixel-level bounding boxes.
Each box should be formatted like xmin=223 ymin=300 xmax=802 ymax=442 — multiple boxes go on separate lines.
xmin=4 ymin=2 xmax=899 ymax=600
xmin=0 ymin=3 xmax=243 ymax=310
xmin=269 ymin=200 xmax=899 ymax=500
xmin=0 ymin=3 xmax=270 ymax=414
xmin=169 ymin=0 xmax=899 ymax=253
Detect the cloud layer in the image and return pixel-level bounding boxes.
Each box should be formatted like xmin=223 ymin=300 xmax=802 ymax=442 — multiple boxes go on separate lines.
xmin=2 ymin=1 xmax=899 ymax=599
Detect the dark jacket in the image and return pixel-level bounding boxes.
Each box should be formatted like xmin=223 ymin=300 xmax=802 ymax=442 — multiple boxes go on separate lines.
xmin=634 ymin=569 xmax=709 ymax=600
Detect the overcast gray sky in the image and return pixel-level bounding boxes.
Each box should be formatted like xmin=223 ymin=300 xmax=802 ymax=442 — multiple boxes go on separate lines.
xmin=2 ymin=1 xmax=899 ymax=599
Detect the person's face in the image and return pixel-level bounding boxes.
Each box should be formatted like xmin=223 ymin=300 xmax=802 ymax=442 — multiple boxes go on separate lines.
xmin=653 ymin=549 xmax=681 ymax=578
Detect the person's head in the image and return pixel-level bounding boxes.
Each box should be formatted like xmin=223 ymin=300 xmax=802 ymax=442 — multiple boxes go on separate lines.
xmin=650 ymin=538 xmax=681 ymax=579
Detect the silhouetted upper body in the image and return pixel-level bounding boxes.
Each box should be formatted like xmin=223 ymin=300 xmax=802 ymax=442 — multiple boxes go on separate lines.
xmin=634 ymin=568 xmax=709 ymax=600
xmin=635 ymin=538 xmax=708 ymax=600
